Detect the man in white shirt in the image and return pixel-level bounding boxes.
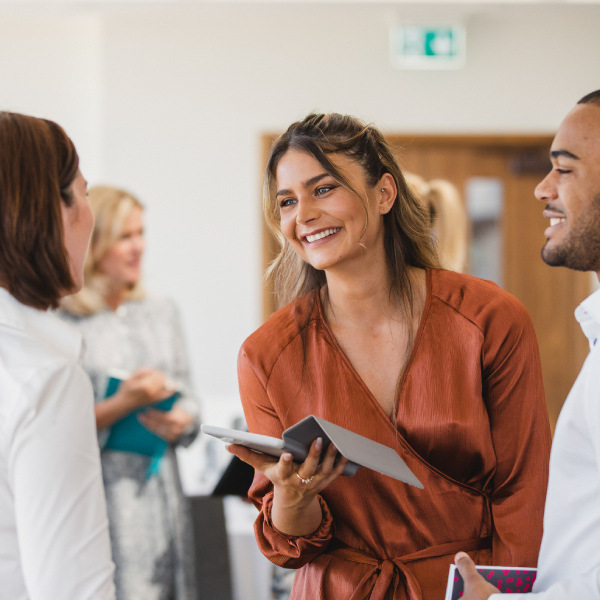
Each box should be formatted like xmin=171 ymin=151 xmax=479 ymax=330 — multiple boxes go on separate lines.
xmin=455 ymin=90 xmax=600 ymax=598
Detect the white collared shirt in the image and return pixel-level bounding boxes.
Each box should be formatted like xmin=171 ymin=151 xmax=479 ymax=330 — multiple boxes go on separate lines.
xmin=491 ymin=287 xmax=600 ymax=599
xmin=0 ymin=288 xmax=115 ymax=600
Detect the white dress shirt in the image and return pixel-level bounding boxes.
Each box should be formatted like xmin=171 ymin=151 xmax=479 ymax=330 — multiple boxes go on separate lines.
xmin=0 ymin=288 xmax=115 ymax=600
xmin=491 ymin=287 xmax=600 ymax=599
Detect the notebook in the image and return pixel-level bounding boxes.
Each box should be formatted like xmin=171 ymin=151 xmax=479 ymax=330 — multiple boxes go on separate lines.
xmin=103 ymin=369 xmax=179 ymax=457
xmin=445 ymin=564 xmax=537 ymax=599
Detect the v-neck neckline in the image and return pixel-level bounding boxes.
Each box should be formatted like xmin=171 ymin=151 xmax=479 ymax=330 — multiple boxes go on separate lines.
xmin=315 ymin=268 xmax=433 ymax=423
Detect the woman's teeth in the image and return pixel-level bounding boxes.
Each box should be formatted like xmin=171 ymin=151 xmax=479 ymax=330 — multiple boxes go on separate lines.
xmin=306 ymin=228 xmax=340 ymax=243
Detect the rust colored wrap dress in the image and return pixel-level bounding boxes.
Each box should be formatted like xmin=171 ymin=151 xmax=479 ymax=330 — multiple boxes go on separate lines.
xmin=238 ymin=269 xmax=552 ymax=600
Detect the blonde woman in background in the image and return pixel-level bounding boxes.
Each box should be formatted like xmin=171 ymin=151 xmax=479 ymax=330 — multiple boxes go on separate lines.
xmin=59 ymin=186 xmax=199 ymax=600
xmin=406 ymin=173 xmax=470 ymax=273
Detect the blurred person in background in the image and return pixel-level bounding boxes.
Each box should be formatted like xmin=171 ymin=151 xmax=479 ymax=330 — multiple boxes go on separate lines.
xmin=406 ymin=173 xmax=470 ymax=273
xmin=0 ymin=111 xmax=115 ymax=600
xmin=59 ymin=185 xmax=200 ymax=600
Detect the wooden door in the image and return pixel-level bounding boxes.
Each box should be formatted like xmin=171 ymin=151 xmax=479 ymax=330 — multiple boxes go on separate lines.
xmin=260 ymin=133 xmax=591 ymax=428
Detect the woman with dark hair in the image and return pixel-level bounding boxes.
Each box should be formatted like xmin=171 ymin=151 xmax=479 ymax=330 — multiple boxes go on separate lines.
xmin=229 ymin=113 xmax=552 ymax=599
xmin=0 ymin=112 xmax=115 ymax=599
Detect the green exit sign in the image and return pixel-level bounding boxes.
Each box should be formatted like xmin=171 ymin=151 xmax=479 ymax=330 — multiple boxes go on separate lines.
xmin=390 ymin=24 xmax=466 ymax=70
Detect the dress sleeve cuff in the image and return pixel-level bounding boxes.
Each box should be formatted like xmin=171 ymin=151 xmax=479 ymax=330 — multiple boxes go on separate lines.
xmin=254 ymin=491 xmax=334 ymax=567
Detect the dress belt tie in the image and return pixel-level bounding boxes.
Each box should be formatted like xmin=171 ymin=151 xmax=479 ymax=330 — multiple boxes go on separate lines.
xmin=329 ymin=536 xmax=492 ymax=600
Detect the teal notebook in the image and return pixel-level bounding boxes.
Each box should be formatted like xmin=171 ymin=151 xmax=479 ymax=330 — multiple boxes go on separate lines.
xmin=103 ymin=371 xmax=179 ymax=458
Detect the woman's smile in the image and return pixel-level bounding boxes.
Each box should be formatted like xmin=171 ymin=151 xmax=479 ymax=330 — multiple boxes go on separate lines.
xmin=302 ymin=227 xmax=342 ymax=244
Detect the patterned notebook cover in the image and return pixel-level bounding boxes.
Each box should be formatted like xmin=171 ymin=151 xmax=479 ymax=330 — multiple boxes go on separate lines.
xmin=445 ymin=564 xmax=537 ymax=599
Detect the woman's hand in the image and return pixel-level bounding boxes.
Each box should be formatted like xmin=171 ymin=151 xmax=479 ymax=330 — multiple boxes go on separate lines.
xmin=138 ymin=405 xmax=194 ymax=443
xmin=120 ymin=368 xmax=175 ymax=409
xmin=228 ymin=437 xmax=348 ymax=536
xmin=95 ymin=368 xmax=177 ymax=431
xmin=454 ymin=552 xmax=500 ymax=600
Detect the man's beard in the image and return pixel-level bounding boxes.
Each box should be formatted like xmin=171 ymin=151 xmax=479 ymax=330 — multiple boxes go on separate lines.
xmin=542 ymin=192 xmax=600 ymax=272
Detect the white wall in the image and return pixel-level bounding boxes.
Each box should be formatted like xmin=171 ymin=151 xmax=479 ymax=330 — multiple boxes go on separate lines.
xmin=2 ymin=1 xmax=600 ymax=423
xmin=0 ymin=11 xmax=104 ymax=179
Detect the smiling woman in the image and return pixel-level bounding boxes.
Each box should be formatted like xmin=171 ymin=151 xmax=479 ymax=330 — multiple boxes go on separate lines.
xmin=229 ymin=113 xmax=553 ymax=600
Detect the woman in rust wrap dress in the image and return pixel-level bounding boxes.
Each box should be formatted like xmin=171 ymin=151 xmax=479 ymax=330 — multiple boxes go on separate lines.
xmin=229 ymin=113 xmax=551 ymax=600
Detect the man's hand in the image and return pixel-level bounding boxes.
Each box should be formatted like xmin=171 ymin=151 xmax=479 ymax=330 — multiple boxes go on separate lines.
xmin=454 ymin=552 xmax=501 ymax=600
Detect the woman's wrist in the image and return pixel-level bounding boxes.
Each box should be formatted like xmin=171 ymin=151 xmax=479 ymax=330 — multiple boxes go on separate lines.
xmin=273 ymin=482 xmax=316 ymax=510
xmin=113 ymin=388 xmax=139 ymax=411
xmin=271 ymin=488 xmax=323 ymax=537
xmin=95 ymin=389 xmax=139 ymax=430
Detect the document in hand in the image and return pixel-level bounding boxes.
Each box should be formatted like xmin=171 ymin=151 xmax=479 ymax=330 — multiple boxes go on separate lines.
xmin=445 ymin=564 xmax=537 ymax=599
xmin=201 ymin=415 xmax=423 ymax=488
xmin=103 ymin=369 xmax=180 ymax=457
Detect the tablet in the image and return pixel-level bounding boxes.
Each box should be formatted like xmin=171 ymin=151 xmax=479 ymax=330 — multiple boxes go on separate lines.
xmin=202 ymin=425 xmax=284 ymax=453
xmin=201 ymin=416 xmax=424 ymax=486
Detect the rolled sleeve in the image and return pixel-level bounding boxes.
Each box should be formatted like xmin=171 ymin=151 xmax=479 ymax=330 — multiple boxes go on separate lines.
xmin=256 ymin=490 xmax=334 ymax=568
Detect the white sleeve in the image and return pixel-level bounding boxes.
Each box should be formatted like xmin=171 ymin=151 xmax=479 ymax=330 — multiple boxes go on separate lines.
xmin=489 ymin=349 xmax=600 ymax=600
xmin=8 ymin=362 xmax=115 ymax=600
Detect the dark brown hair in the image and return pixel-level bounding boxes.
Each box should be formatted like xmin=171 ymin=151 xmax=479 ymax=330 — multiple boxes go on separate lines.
xmin=0 ymin=111 xmax=79 ymax=309
xmin=264 ymin=113 xmax=439 ymax=321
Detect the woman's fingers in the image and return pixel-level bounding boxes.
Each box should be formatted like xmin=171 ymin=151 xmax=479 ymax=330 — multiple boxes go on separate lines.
xmin=318 ymin=439 xmax=340 ymax=474
xmin=124 ymin=368 xmax=170 ymax=405
xmin=276 ymin=451 xmax=295 ymax=480
xmin=227 ymin=444 xmax=281 ymax=474
xmin=296 ymin=437 xmax=323 ymax=479
xmin=297 ymin=440 xmax=347 ymax=489
xmin=138 ymin=407 xmax=193 ymax=442
xmin=138 ymin=411 xmax=173 ymax=440
xmin=332 ymin=454 xmax=349 ymax=477
xmin=228 ymin=437 xmax=348 ymax=491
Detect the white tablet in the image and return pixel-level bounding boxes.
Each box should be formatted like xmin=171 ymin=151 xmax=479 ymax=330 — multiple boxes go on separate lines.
xmin=201 ymin=424 xmax=296 ymax=458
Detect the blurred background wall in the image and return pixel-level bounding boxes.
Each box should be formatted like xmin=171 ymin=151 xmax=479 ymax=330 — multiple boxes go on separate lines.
xmin=1 ymin=0 xmax=599 ymax=423
xmin=3 ymin=4 xmax=599 ymax=597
